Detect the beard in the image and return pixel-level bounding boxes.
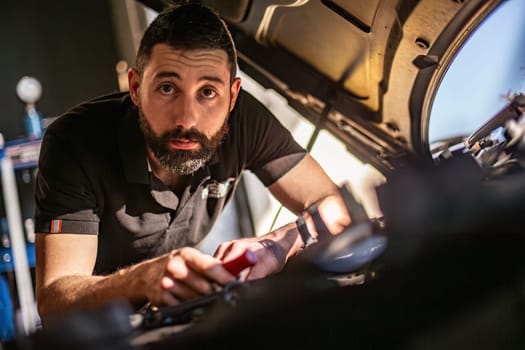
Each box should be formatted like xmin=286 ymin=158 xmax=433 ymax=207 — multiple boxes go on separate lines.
xmin=138 ymin=107 xmax=229 ymax=175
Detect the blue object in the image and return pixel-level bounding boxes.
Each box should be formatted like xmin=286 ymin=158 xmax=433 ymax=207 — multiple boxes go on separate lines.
xmin=0 ymin=243 xmax=35 ymax=273
xmin=24 ymin=109 xmax=43 ymax=140
xmin=1 ymin=214 xmax=36 ymax=273
xmin=0 ymin=274 xmax=15 ymax=341
xmin=316 ymin=235 xmax=388 ymax=273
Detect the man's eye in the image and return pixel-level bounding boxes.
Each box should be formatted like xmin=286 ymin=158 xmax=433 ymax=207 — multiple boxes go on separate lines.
xmin=201 ymin=88 xmax=217 ymax=99
xmin=160 ymin=84 xmax=174 ymax=94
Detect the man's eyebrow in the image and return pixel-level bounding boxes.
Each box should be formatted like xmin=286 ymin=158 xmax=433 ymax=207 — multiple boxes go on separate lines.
xmin=200 ymin=75 xmax=226 ymax=85
xmin=154 ymin=71 xmax=226 ymax=85
xmin=154 ymin=71 xmax=180 ymax=80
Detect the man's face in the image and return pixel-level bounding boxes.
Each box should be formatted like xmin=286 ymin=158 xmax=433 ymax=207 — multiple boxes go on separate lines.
xmin=129 ymin=44 xmax=241 ymax=175
xmin=137 ymin=106 xmax=228 ymax=175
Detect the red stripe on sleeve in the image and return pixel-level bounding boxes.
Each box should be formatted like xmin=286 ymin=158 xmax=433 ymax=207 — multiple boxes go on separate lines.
xmin=50 ymin=219 xmax=63 ymax=233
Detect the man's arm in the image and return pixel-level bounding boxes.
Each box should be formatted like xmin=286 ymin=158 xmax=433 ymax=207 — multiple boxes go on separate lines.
xmin=214 ymin=154 xmax=351 ymax=278
xmin=268 ymin=153 xmax=347 ymax=222
xmin=266 ymin=153 xmax=350 ymax=252
xmin=35 ymin=233 xmax=237 ymax=321
xmin=35 ymin=233 xmax=137 ymax=319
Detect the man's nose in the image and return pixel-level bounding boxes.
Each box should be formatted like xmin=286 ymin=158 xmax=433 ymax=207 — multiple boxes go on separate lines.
xmin=174 ymin=95 xmax=198 ymax=129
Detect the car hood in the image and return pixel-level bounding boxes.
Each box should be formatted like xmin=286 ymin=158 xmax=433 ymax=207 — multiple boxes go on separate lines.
xmin=138 ymin=0 xmax=506 ymax=174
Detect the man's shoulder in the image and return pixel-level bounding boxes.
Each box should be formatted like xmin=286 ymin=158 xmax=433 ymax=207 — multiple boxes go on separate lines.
xmin=228 ymin=88 xmax=276 ymax=131
xmin=233 ymin=88 xmax=266 ymax=111
xmin=46 ymin=91 xmax=133 ymax=134
xmin=51 ymin=91 xmax=131 ymax=123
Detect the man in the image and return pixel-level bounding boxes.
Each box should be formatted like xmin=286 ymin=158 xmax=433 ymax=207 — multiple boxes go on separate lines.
xmin=34 ymin=3 xmax=350 ymax=321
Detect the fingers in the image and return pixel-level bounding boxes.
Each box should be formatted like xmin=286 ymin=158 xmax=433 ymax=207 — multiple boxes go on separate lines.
xmin=213 ymin=238 xmax=288 ymax=281
xmin=176 ymin=247 xmax=234 ymax=285
xmin=317 ymin=194 xmax=352 ymax=234
xmin=160 ymin=289 xmax=180 ymax=305
xmin=159 ymin=247 xmax=236 ymax=305
xmin=160 ymin=273 xmax=203 ymax=300
xmin=213 ymin=241 xmax=235 ymax=260
xmin=214 ymin=238 xmax=264 ymax=261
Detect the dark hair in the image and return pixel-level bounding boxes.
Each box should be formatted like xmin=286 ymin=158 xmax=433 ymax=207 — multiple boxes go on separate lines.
xmin=134 ymin=3 xmax=238 ymax=82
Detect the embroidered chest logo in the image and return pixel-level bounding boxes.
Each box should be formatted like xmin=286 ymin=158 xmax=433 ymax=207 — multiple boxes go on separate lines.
xmin=201 ymin=179 xmax=233 ymax=199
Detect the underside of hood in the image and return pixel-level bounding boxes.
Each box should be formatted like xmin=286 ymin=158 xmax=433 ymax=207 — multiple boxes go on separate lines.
xmin=137 ymin=0 xmax=504 ymax=174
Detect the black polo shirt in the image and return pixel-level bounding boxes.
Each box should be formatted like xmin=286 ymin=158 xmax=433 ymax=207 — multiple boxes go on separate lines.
xmin=34 ymin=90 xmax=306 ymax=274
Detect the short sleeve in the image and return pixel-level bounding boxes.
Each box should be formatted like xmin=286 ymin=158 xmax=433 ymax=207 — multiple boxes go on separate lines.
xmin=34 ymin=127 xmax=99 ymax=234
xmin=234 ymin=90 xmax=306 ymax=186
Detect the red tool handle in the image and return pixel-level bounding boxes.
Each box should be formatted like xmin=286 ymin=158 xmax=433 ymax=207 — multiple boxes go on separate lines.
xmin=222 ymin=250 xmax=257 ymax=276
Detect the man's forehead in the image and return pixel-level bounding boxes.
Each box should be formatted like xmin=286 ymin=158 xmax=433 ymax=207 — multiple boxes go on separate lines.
xmin=150 ymin=45 xmax=228 ymax=66
xmin=145 ymin=44 xmax=231 ymax=80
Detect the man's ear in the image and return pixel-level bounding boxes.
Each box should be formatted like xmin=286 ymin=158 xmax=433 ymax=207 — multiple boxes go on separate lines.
xmin=128 ymin=68 xmax=141 ymax=106
xmin=229 ymin=77 xmax=242 ymax=112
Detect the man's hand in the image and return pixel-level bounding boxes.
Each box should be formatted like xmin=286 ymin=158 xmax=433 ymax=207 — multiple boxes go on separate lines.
xmin=142 ymin=247 xmax=237 ymax=306
xmin=213 ymin=229 xmax=293 ymax=281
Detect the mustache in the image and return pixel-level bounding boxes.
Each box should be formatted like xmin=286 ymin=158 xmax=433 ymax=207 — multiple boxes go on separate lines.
xmin=160 ymin=127 xmax=209 ymax=145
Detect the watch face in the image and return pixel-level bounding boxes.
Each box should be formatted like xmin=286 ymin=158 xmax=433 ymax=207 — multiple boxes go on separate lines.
xmin=16 ymin=76 xmax=42 ymax=104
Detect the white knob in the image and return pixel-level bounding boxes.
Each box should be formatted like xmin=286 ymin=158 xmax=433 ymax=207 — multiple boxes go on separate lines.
xmin=16 ymin=76 xmax=42 ymax=105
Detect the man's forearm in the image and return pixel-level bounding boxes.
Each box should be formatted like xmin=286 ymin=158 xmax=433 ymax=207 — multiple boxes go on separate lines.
xmin=261 ymin=193 xmax=351 ymax=259
xmin=263 ymin=221 xmax=305 ymax=259
xmin=37 ymin=261 xmax=149 ymax=321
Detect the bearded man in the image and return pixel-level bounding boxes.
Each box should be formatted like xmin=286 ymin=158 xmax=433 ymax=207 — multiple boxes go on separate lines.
xmin=34 ymin=3 xmax=350 ymax=321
